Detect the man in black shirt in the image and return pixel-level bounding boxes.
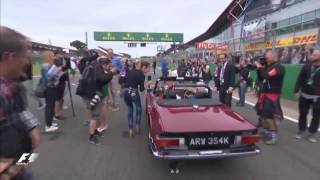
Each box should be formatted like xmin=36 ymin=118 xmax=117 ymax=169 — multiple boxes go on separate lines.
xmin=217 ymin=54 xmax=235 ymax=107
xmin=294 ymin=48 xmax=320 ymax=143
xmin=81 ymin=57 xmax=117 ymax=145
xmin=255 ymin=50 xmax=285 ymax=145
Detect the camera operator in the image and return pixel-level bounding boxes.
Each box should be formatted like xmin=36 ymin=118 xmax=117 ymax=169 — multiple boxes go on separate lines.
xmin=79 ymin=57 xmax=118 ymax=145
xmin=294 ymin=48 xmax=320 ymax=143
xmin=52 ymin=52 xmax=68 ymax=121
xmin=123 ymin=60 xmax=151 ymax=138
xmin=255 ymin=50 xmax=285 ymax=145
xmin=0 ymin=26 xmax=41 ymax=180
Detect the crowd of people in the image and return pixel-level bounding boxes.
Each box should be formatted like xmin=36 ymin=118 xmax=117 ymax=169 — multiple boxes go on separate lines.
xmin=0 ymin=26 xmax=152 ymax=179
xmin=1 ymin=25 xmax=320 ymax=179
xmin=173 ymin=46 xmax=320 ymax=145
xmin=245 ymin=44 xmax=315 ymax=65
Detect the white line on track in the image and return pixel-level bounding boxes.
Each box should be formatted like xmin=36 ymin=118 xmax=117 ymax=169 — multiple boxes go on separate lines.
xmin=232 ymin=96 xmax=320 ymax=131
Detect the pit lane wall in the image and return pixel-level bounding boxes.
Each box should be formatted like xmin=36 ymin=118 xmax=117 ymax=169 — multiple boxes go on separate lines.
xmin=209 ymin=64 xmax=302 ymax=101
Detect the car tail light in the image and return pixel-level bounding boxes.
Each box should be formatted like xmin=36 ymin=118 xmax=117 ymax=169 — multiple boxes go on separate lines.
xmin=241 ymin=135 xmax=261 ymax=145
xmin=155 ymin=136 xmax=184 ymax=149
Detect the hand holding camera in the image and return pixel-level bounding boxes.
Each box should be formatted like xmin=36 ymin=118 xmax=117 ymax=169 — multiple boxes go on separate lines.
xmin=88 ymin=92 xmax=103 ymax=111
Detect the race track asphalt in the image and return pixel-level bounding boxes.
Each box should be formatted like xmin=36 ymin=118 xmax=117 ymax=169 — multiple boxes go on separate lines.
xmin=23 ymin=76 xmax=320 ymax=180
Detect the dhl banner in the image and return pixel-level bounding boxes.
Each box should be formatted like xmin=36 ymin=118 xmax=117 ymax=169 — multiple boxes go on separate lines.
xmin=213 ymin=44 xmax=229 ymax=55
xmin=245 ymin=34 xmax=318 ymax=51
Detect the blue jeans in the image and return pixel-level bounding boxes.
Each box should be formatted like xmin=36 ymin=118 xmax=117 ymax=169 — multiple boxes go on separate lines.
xmin=204 ymin=80 xmax=210 ymax=87
xmin=124 ymin=89 xmax=142 ymax=129
xmin=238 ymin=81 xmax=247 ymax=105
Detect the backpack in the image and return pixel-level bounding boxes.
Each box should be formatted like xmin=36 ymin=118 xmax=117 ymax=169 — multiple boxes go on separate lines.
xmin=76 ymin=62 xmax=97 ymax=98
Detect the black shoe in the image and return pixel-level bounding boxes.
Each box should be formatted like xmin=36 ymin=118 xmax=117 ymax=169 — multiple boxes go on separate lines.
xmin=96 ymin=131 xmax=105 ymax=138
xmin=89 ymin=135 xmax=101 ymax=145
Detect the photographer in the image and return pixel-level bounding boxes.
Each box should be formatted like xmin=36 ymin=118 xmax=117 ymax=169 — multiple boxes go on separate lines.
xmin=123 ymin=61 xmax=151 ymax=138
xmin=53 ymin=52 xmax=68 ymax=121
xmin=294 ymin=48 xmax=320 ymax=143
xmin=255 ymin=50 xmax=285 ymax=145
xmin=78 ymin=57 xmax=117 ymax=145
xmin=41 ymin=51 xmax=64 ymax=132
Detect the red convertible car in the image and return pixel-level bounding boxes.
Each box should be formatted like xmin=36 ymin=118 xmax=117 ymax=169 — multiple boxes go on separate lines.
xmin=146 ymin=77 xmax=261 ymax=166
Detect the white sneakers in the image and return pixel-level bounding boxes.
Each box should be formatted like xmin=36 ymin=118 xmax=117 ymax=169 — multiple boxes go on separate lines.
xmin=52 ymin=123 xmax=58 ymax=127
xmin=307 ymin=134 xmax=318 ymax=143
xmin=295 ymin=131 xmax=318 ymax=143
xmin=45 ymin=125 xmax=59 ymax=132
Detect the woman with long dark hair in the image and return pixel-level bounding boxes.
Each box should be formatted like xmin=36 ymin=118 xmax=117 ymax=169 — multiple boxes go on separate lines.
xmin=123 ymin=60 xmax=151 ymax=137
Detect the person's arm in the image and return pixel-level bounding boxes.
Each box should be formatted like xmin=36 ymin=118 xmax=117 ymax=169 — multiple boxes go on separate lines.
xmin=47 ymin=64 xmax=62 ymax=80
xmin=259 ymin=64 xmax=284 ymax=80
xmin=294 ymin=64 xmax=307 ymax=93
xmin=140 ymin=73 xmax=146 ymax=92
xmin=243 ymin=68 xmax=250 ymax=80
xmin=96 ymin=68 xmax=113 ymax=86
xmin=0 ymin=158 xmax=24 ymax=179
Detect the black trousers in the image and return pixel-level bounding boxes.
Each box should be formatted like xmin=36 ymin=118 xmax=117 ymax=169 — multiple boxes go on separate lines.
xmin=45 ymin=87 xmax=57 ymax=127
xmin=219 ymin=85 xmax=232 ymax=107
xmin=298 ymin=96 xmax=320 ymax=134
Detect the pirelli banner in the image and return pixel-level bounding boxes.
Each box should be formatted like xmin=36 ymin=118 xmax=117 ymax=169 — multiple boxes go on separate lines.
xmin=245 ymin=34 xmax=318 ymax=51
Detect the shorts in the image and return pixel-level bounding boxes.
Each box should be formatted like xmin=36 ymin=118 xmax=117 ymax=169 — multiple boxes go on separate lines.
xmin=256 ymin=94 xmax=283 ymax=120
xmin=70 ymin=69 xmax=76 ymax=75
xmin=56 ymin=83 xmax=66 ymax=100
xmin=82 ymin=98 xmax=102 ymax=119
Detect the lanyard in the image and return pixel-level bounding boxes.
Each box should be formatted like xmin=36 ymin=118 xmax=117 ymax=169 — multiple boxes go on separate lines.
xmin=220 ymin=62 xmax=227 ymax=80
xmin=310 ymin=65 xmax=320 ymax=79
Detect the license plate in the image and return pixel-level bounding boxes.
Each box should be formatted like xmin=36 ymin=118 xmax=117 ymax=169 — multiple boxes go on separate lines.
xmin=187 ymin=136 xmax=234 ymax=149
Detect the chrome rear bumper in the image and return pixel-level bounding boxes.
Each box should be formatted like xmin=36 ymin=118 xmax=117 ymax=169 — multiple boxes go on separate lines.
xmin=149 ymin=142 xmax=261 ymax=160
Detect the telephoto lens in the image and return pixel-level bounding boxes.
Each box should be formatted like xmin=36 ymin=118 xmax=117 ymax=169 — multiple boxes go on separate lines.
xmin=88 ymin=92 xmax=103 ymax=111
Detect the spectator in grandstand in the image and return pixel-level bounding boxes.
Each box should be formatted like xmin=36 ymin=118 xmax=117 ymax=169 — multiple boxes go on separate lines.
xmin=280 ymin=47 xmax=290 ymax=64
xmin=291 ymin=47 xmax=302 ymax=65
xmin=301 ymin=44 xmax=314 ymax=64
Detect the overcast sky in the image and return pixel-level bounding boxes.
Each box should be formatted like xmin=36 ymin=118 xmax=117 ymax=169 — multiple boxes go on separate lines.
xmin=1 ymin=0 xmax=231 ymax=57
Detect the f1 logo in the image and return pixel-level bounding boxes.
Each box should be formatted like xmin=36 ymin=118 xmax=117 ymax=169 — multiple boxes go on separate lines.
xmin=16 ymin=153 xmax=38 ymax=165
